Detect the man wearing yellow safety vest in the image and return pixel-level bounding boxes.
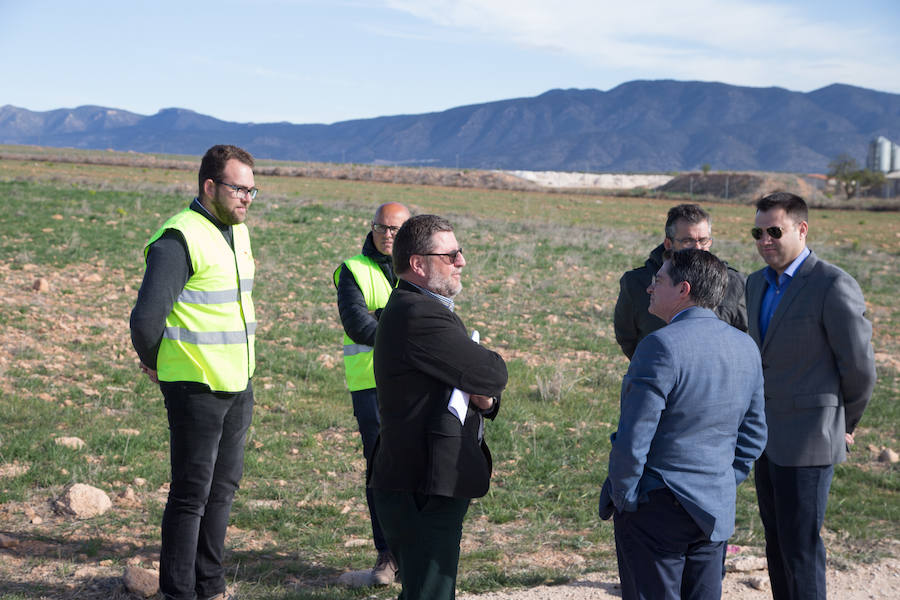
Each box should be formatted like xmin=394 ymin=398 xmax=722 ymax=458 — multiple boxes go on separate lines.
xmin=334 ymin=202 xmax=410 ymax=585
xmin=130 ymin=145 xmax=258 ymax=600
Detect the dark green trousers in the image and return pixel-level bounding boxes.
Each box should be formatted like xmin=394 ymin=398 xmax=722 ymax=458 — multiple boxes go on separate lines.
xmin=372 ymin=489 xmax=470 ymax=600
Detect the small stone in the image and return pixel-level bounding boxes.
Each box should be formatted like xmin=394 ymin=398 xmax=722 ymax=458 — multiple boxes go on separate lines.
xmin=82 ymin=273 xmax=103 ymax=283
xmin=115 ymin=486 xmax=139 ymax=507
xmin=54 ymin=483 xmax=112 ymax=519
xmin=55 ymin=436 xmax=86 ymax=450
xmin=337 ymin=569 xmax=375 ymax=587
xmin=32 ymin=277 xmax=50 ymax=292
xmin=878 ymin=448 xmax=899 ymax=463
xmin=748 ymin=575 xmax=770 ymax=591
xmin=117 ymin=428 xmax=141 ymax=436
xmin=727 ymin=555 xmax=768 ymax=573
xmin=344 ymin=538 xmax=370 ymax=548
xmin=133 ymin=477 xmax=147 ymax=487
xmin=123 ymin=565 xmax=159 ymax=597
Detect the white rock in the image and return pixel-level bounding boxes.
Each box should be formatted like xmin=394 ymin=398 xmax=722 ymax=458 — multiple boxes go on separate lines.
xmin=54 ymin=483 xmax=112 ymax=518
xmin=55 ymin=436 xmax=86 ymax=450
xmin=878 ymin=448 xmax=899 ymax=463
xmin=726 ymin=555 xmax=768 ymax=573
xmin=749 ymin=575 xmax=771 ymax=591
xmin=337 ymin=569 xmax=375 ymax=587
xmin=123 ymin=565 xmax=159 ymax=597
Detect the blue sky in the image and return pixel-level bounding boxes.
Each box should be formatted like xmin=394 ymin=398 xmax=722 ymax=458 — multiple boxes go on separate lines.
xmin=2 ymin=0 xmax=898 ymax=125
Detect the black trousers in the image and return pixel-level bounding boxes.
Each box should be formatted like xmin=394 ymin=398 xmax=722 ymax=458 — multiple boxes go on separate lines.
xmin=613 ymin=488 xmax=724 ymax=600
xmin=351 ymin=388 xmax=388 ymax=553
xmin=372 ymin=489 xmax=470 ymax=600
xmin=159 ymin=381 xmax=254 ymax=600
xmin=755 ymin=454 xmax=833 ymax=600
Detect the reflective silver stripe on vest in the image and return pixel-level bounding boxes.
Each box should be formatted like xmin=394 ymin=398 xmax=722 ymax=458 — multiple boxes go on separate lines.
xmin=177 ymin=279 xmax=253 ymax=304
xmin=164 ymin=327 xmax=249 ymax=345
xmin=177 ymin=288 xmax=239 ymax=304
xmin=343 ymin=343 xmax=373 ymax=357
xmin=246 ymin=321 xmax=257 ymax=335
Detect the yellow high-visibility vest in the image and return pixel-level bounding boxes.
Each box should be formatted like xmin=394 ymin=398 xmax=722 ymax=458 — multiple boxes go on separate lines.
xmin=333 ymin=255 xmax=392 ymax=391
xmin=146 ymin=208 xmax=256 ymax=392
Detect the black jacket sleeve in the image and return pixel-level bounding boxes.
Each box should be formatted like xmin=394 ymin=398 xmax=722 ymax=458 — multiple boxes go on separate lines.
xmin=336 ymin=265 xmax=379 ymax=346
xmin=129 ymin=231 xmax=191 ymax=369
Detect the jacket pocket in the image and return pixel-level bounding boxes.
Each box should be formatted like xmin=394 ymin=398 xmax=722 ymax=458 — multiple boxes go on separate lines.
xmin=793 ymin=393 xmax=839 ymax=409
xmin=426 ymin=430 xmax=491 ymax=498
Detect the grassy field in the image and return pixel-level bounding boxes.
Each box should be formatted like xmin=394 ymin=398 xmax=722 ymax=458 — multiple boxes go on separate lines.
xmin=0 ymin=152 xmax=897 ymax=599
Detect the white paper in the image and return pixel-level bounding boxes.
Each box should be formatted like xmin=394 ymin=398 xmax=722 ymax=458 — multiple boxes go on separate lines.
xmin=448 ymin=330 xmax=479 ymax=425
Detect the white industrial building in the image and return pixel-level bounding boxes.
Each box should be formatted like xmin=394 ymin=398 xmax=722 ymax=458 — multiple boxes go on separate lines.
xmin=866 ymin=136 xmax=900 ymax=197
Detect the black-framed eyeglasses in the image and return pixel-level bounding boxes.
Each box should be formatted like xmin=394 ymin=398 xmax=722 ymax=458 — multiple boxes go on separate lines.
xmin=751 ymin=226 xmax=783 ymax=240
xmin=421 ymin=248 xmax=463 ymax=264
xmin=672 ymin=236 xmax=713 ymax=248
xmin=372 ymin=223 xmax=401 ymax=235
xmin=216 ymin=180 xmax=258 ymax=200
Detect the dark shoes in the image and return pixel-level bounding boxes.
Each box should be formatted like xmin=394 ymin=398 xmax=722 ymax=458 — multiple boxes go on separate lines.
xmin=371 ymin=550 xmax=399 ymax=585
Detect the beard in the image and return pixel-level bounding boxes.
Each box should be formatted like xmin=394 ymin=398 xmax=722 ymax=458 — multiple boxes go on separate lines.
xmin=426 ymin=270 xmax=462 ymax=298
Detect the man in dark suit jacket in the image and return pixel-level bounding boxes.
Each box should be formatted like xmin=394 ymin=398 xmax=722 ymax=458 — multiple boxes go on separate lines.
xmin=369 ymin=214 xmax=508 ymax=600
xmin=614 ymin=203 xmax=747 ymax=359
xmin=747 ymin=192 xmax=876 ymax=600
xmin=599 ymin=249 xmax=767 ymax=600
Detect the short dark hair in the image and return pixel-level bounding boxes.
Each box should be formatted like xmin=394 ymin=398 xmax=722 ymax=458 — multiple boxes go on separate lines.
xmin=664 ymin=248 xmax=727 ymax=309
xmin=198 ymin=145 xmax=255 ymax=198
xmin=392 ymin=214 xmax=454 ymax=274
xmin=665 ymin=204 xmax=711 ymax=239
xmin=755 ymin=191 xmax=808 ymax=224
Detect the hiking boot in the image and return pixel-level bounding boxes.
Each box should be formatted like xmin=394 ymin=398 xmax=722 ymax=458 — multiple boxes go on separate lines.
xmin=371 ymin=550 xmax=398 ymax=585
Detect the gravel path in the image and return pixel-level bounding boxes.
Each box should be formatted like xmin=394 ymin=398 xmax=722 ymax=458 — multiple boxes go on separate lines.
xmin=458 ymin=556 xmax=900 ymax=600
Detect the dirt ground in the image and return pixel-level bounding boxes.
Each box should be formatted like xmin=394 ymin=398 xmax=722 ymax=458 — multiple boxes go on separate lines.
xmin=460 ymin=553 xmax=900 ymax=599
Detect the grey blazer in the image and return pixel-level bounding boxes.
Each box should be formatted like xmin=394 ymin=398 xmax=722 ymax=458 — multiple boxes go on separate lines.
xmin=746 ymin=250 xmax=876 ymax=467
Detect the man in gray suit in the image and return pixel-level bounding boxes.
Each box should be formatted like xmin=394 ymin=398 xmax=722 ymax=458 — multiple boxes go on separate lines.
xmin=747 ymin=192 xmax=876 ymax=600
xmin=600 ymin=249 xmax=767 ymax=600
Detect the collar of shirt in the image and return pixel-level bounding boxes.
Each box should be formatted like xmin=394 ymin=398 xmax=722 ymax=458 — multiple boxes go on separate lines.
xmin=408 ymin=281 xmax=455 ymax=312
xmin=764 ymin=246 xmax=810 ymax=288
xmin=191 ymin=197 xmax=228 ymax=230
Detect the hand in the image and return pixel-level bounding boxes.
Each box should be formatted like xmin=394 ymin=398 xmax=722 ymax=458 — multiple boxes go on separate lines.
xmin=470 ymin=394 xmax=494 ymax=410
xmin=845 ymin=432 xmax=855 ymax=446
xmin=140 ymin=362 xmax=159 ymax=384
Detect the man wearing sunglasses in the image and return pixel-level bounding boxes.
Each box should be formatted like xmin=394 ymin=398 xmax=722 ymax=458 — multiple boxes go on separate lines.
xmin=614 ymin=203 xmax=747 ymax=360
xmin=130 ymin=145 xmax=258 ymax=600
xmin=747 ymin=192 xmax=876 ymax=600
xmin=333 ymin=201 xmax=410 ymax=584
xmin=368 ymin=215 xmax=508 ymax=600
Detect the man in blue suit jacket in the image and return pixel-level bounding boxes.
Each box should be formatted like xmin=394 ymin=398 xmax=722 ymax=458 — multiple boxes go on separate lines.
xmin=747 ymin=192 xmax=875 ymax=600
xmin=599 ymin=249 xmax=767 ymax=600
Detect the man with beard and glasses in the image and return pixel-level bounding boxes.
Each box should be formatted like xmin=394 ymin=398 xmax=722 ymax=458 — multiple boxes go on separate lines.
xmin=368 ymin=214 xmax=508 ymax=599
xmin=131 ymin=145 xmax=258 ymax=600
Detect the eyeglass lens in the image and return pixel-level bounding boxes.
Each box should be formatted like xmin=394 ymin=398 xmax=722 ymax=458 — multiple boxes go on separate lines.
xmin=751 ymin=226 xmax=783 ymax=240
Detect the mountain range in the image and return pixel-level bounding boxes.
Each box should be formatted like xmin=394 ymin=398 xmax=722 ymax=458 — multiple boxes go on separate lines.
xmin=2 ymin=80 xmax=899 ymax=173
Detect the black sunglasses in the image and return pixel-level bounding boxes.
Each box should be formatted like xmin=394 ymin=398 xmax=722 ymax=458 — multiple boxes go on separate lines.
xmin=421 ymin=248 xmax=463 ymax=263
xmin=751 ymin=226 xmax=784 ymax=240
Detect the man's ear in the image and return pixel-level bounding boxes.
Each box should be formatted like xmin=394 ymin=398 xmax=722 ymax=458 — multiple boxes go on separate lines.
xmin=679 ymin=281 xmax=691 ymax=299
xmin=409 ymin=254 xmax=427 ymax=278
xmin=202 ymin=178 xmax=217 ymax=199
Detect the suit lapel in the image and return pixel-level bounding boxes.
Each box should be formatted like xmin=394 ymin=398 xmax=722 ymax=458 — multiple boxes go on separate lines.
xmin=760 ymin=251 xmax=817 ymax=354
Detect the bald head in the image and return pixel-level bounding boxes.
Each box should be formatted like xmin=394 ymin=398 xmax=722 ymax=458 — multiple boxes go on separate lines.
xmin=372 ymin=202 xmax=410 ymax=256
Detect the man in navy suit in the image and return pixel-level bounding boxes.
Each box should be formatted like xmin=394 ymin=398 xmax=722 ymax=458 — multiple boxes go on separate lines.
xmin=747 ymin=192 xmax=876 ymax=600
xmin=599 ymin=249 xmax=767 ymax=600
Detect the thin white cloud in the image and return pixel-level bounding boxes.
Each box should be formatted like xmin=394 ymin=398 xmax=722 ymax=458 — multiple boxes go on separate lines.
xmin=382 ymin=0 xmax=899 ymax=92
